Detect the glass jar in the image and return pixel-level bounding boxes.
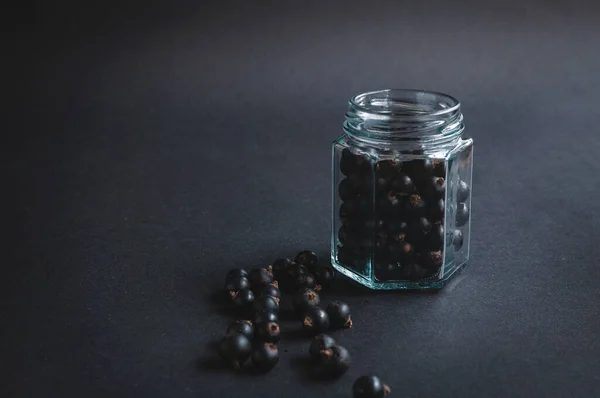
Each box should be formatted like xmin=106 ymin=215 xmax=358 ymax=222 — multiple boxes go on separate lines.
xmin=331 ymin=89 xmax=473 ymax=290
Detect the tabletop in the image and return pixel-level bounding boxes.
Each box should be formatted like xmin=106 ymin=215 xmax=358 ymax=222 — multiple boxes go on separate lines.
xmin=6 ymin=0 xmax=600 ymax=396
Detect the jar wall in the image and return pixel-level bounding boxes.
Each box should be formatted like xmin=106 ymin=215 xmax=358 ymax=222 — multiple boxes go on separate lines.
xmin=331 ymin=138 xmax=473 ymax=290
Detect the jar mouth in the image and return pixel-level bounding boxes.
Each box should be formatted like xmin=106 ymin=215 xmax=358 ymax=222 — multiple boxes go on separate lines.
xmin=349 ymin=89 xmax=460 ymax=120
xmin=344 ymin=89 xmax=464 ymax=148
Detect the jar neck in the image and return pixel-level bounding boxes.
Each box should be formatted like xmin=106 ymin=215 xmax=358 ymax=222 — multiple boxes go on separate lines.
xmin=343 ymin=89 xmax=464 ymax=150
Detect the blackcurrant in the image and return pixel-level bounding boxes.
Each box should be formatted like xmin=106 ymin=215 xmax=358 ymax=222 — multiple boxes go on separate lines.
xmin=408 ymin=217 xmax=432 ymax=247
xmin=302 ymin=307 xmax=330 ymax=335
xmin=374 ymin=262 xmax=402 ymax=281
xmin=457 ymin=180 xmax=470 ymax=202
xmin=226 ymin=320 xmax=254 ymax=340
xmin=429 ymin=198 xmax=445 ymax=222
xmin=251 ymin=342 xmax=279 ymax=372
xmin=288 ymin=262 xmax=309 ymax=279
xmin=377 ymin=193 xmax=403 ymax=217
xmin=253 ymin=295 xmax=279 ymax=314
xmin=421 ymin=250 xmax=443 ymax=270
xmin=375 ymin=158 xmax=402 ymax=178
xmin=456 ymin=202 xmax=470 ymax=227
xmin=388 ymin=241 xmax=414 ymax=265
xmin=258 ymin=284 xmax=281 ymax=301
xmin=404 ymin=194 xmax=426 ymax=218
xmin=253 ymin=310 xmax=279 ymax=327
xmin=255 ymin=321 xmax=280 ymax=343
xmin=270 ymin=258 xmax=292 ymax=281
xmin=295 ymin=273 xmax=320 ymax=291
xmin=452 ymin=229 xmax=464 ymax=251
xmin=319 ymin=344 xmax=351 ymax=377
xmin=293 ymin=288 xmax=321 ymax=314
xmin=339 ymin=175 xmax=369 ymax=201
xmin=390 ymin=173 xmax=415 ymax=194
xmin=225 ymin=268 xmax=248 ymax=283
xmin=309 ymin=334 xmax=336 ymax=359
xmin=248 ymin=268 xmax=274 ymax=289
xmin=225 ymin=276 xmax=250 ymax=293
xmin=218 ymin=333 xmax=252 ymax=370
xmin=340 ymin=147 xmax=371 ymax=176
xmin=314 ymin=265 xmax=335 ymax=288
xmin=326 ymin=301 xmax=352 ymax=329
xmin=353 ymin=375 xmax=391 ymax=398
xmin=294 ymin=250 xmax=319 ymax=273
xmin=428 ymin=176 xmax=446 ymax=199
xmin=230 ymin=289 xmax=254 ymax=309
xmin=428 ymin=223 xmax=444 ymax=251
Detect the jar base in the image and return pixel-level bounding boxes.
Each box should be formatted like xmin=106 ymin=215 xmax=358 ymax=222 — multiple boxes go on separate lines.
xmin=331 ymin=256 xmax=469 ymax=290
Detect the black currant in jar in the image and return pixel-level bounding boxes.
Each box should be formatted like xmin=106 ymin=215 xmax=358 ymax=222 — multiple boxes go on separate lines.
xmin=331 ymin=89 xmax=473 ymax=289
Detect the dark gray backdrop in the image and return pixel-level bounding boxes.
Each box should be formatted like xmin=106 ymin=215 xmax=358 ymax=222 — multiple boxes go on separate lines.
xmin=6 ymin=0 xmax=600 ymax=396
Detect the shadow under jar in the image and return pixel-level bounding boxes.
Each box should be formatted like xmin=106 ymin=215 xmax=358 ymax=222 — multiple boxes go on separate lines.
xmin=331 ymin=89 xmax=473 ymax=290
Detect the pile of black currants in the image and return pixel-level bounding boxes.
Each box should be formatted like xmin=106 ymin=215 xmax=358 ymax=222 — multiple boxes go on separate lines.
xmin=218 ymin=250 xmax=351 ymax=374
xmin=337 ymin=148 xmax=471 ymax=282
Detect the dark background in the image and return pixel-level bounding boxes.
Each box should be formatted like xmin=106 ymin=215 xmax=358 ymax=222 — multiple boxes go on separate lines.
xmin=5 ymin=0 xmax=600 ymax=396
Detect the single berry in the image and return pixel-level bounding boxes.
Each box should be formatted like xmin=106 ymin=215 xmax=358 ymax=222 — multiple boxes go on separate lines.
xmin=255 ymin=321 xmax=281 ymax=343
xmin=294 ymin=250 xmax=319 ymax=273
xmin=217 ymin=333 xmax=252 ymax=370
xmin=288 ymin=262 xmax=309 ymax=279
xmin=388 ymin=220 xmax=408 ymax=242
xmin=408 ymin=217 xmax=432 ymax=247
xmin=428 ymin=176 xmax=446 ymax=199
xmin=327 ymin=301 xmax=352 ymax=329
xmin=314 ymin=265 xmax=335 ymax=288
xmin=293 ymin=288 xmax=321 ymax=314
xmin=429 ymin=159 xmax=446 ymax=177
xmin=319 ymin=344 xmax=351 ymax=377
xmin=270 ymin=258 xmax=292 ymax=280
xmin=452 ymin=229 xmax=464 ymax=251
xmin=230 ymin=289 xmax=255 ymax=309
xmin=456 ymin=202 xmax=470 ymax=227
xmin=225 ymin=276 xmax=250 ymax=293
xmin=353 ymin=375 xmax=391 ymax=398
xmin=428 ymin=223 xmax=445 ymax=250
xmin=404 ymin=194 xmax=426 ymax=218
xmin=302 ymin=307 xmax=330 ymax=335
xmin=251 ymin=342 xmax=279 ymax=372
xmin=309 ymin=334 xmax=336 ymax=359
xmin=388 ymin=241 xmax=414 ymax=265
xmin=253 ymin=310 xmax=279 ymax=327
xmin=226 ymin=320 xmax=254 ymax=340
xmin=248 ymin=268 xmax=274 ymax=289
xmin=390 ymin=173 xmax=415 ymax=194
xmin=295 ymin=273 xmax=320 ymax=291
xmin=375 ymin=158 xmax=403 ymax=178
xmin=253 ymin=295 xmax=279 ymax=314
xmin=457 ymin=180 xmax=470 ymax=202
xmin=421 ymin=250 xmax=444 ymax=270
xmin=377 ymin=193 xmax=403 ymax=217
xmin=258 ymin=284 xmax=281 ymax=301
xmin=429 ymin=198 xmax=445 ymax=221
xmin=225 ymin=268 xmax=248 ymax=283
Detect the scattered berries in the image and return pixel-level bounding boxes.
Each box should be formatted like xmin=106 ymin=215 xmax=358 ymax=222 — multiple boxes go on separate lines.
xmin=327 ymin=301 xmax=353 ymax=329
xmin=251 ymin=343 xmax=279 ymax=372
xmin=218 ymin=333 xmax=252 ymax=370
xmin=353 ymin=375 xmax=391 ymax=398
xmin=226 ymin=320 xmax=254 ymax=340
xmin=318 ymin=344 xmax=351 ymax=377
xmin=302 ymin=307 xmax=330 ymax=335
xmin=293 ymin=288 xmax=321 ymax=314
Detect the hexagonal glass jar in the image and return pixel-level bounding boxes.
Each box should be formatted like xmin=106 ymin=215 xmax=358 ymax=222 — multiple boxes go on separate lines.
xmin=331 ymin=89 xmax=473 ymax=290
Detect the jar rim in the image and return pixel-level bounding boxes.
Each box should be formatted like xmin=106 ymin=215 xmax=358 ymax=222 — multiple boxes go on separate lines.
xmin=349 ymin=89 xmax=460 ymax=120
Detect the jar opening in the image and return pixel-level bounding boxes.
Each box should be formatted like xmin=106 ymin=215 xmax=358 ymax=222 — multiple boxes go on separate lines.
xmin=344 ymin=89 xmax=464 ymax=147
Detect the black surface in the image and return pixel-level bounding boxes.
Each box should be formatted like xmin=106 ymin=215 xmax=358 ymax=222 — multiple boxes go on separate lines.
xmin=6 ymin=1 xmax=600 ymax=397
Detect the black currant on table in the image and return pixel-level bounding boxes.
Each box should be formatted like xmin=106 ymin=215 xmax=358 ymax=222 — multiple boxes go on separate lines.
xmin=258 ymin=284 xmax=281 ymax=301
xmin=226 ymin=320 xmax=254 ymax=340
xmin=295 ymin=273 xmax=320 ymax=291
xmin=309 ymin=334 xmax=336 ymax=359
xmin=293 ymin=288 xmax=321 ymax=314
xmin=294 ymin=250 xmax=319 ymax=273
xmin=253 ymin=295 xmax=279 ymax=314
xmin=302 ymin=307 xmax=330 ymax=335
xmin=253 ymin=310 xmax=278 ymax=327
xmin=248 ymin=268 xmax=274 ymax=289
xmin=225 ymin=268 xmax=248 ymax=283
xmin=230 ymin=289 xmax=255 ymax=309
xmin=225 ymin=276 xmax=250 ymax=293
xmin=270 ymin=258 xmax=292 ymax=280
xmin=327 ymin=301 xmax=352 ymax=329
xmin=251 ymin=342 xmax=279 ymax=372
xmin=314 ymin=265 xmax=335 ymax=288
xmin=318 ymin=344 xmax=351 ymax=377
xmin=218 ymin=333 xmax=252 ymax=370
xmin=352 ymin=375 xmax=391 ymax=398
xmin=456 ymin=202 xmax=470 ymax=227
xmin=255 ymin=321 xmax=281 ymax=343
xmin=288 ymin=262 xmax=309 ymax=279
